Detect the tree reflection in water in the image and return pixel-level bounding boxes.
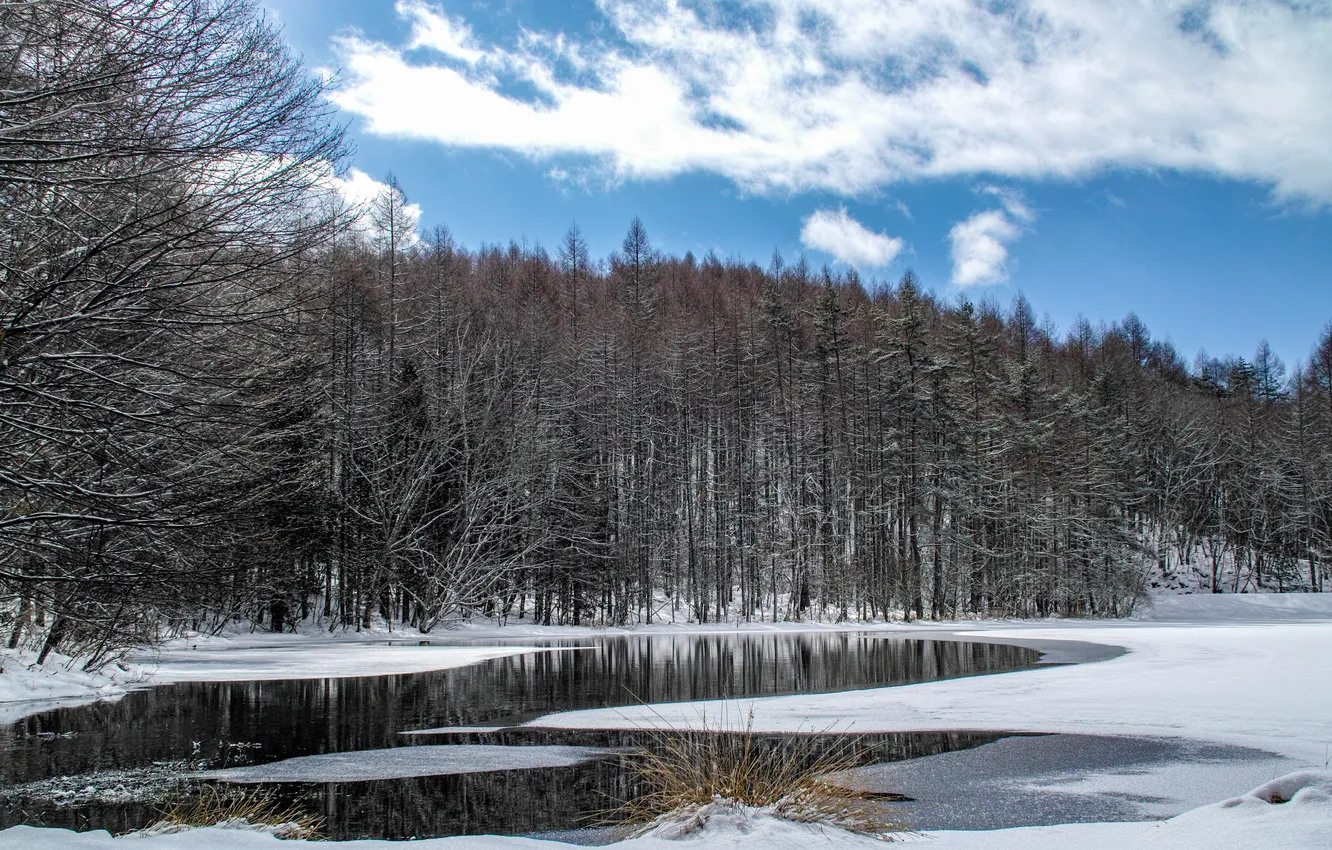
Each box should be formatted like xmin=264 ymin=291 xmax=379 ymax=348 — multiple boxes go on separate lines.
xmin=1 ymin=634 xmax=1038 ymax=839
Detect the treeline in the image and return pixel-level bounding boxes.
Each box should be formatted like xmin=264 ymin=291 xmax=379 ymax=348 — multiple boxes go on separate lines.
xmin=2 ymin=1 xmax=1328 ymax=664
xmin=245 ymin=220 xmax=1329 ymax=632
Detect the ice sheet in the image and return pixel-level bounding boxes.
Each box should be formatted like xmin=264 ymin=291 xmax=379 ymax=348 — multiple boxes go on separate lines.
xmin=199 ymin=744 xmax=613 ymax=783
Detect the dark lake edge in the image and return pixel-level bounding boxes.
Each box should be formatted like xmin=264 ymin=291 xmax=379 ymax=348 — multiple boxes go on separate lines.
xmin=0 ymin=632 xmax=1093 ymax=840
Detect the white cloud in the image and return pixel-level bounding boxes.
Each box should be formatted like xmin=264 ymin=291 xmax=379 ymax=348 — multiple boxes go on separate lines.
xmin=949 ymin=210 xmax=1023 ymax=287
xmin=399 ymin=0 xmax=484 ymax=63
xmin=800 ymin=207 xmax=903 ymax=268
xmin=330 ymin=167 xmax=389 ymax=205
xmin=327 ymin=1 xmax=1332 ymax=204
xmin=981 ymin=185 xmax=1035 ymax=223
xmin=327 ymin=168 xmax=424 ymax=244
xmin=948 ymin=185 xmax=1033 ymax=285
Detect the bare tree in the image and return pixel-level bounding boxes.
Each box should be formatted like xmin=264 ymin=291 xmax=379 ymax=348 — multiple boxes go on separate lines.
xmin=0 ymin=0 xmax=346 ymax=657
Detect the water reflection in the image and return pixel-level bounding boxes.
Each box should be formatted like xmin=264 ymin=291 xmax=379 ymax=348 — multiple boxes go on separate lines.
xmin=0 ymin=634 xmax=1039 ymax=839
xmin=294 ymin=730 xmax=1011 ymax=841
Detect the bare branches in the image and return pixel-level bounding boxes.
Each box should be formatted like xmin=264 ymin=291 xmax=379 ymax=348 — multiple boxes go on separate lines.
xmin=0 ymin=0 xmax=346 ymax=655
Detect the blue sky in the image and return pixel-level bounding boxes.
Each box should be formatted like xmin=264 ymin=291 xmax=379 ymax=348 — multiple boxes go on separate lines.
xmin=266 ymin=0 xmax=1332 ymax=369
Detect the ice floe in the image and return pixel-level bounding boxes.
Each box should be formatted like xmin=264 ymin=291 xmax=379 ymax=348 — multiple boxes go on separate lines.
xmin=199 ymin=744 xmax=613 ymax=783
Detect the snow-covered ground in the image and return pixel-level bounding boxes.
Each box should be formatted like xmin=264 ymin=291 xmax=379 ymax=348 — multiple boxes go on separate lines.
xmin=134 ymin=630 xmax=549 ymax=683
xmin=0 ymin=626 xmax=549 ymax=723
xmin=536 ymin=595 xmax=1332 ymax=766
xmin=4 ymin=770 xmax=1330 ymax=849
xmin=0 ymin=646 xmax=141 ymax=725
xmin=2 ymin=593 xmax=1330 ymax=848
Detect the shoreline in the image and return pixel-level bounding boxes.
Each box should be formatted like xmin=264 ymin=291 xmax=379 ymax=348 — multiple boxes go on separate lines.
xmin=1 ymin=594 xmax=1330 ymax=847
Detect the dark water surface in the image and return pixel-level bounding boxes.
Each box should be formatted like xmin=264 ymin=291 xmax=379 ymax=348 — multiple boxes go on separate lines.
xmin=0 ymin=633 xmax=1040 ymax=839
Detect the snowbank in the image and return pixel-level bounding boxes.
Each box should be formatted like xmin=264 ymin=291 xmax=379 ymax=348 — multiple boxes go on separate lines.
xmin=0 ymin=647 xmax=136 ymax=724
xmin=2 ymin=770 xmax=1329 ymax=849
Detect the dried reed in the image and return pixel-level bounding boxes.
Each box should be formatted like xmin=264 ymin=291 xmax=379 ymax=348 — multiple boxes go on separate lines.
xmin=143 ymin=785 xmax=323 ymax=840
xmin=613 ymin=708 xmax=913 ymax=840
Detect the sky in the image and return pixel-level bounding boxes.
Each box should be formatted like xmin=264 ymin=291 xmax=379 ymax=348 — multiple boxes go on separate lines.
xmin=263 ymin=0 xmax=1332 ymax=369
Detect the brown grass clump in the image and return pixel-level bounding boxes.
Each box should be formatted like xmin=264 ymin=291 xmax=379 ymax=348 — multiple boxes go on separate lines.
xmin=615 ymin=709 xmax=912 ymax=840
xmin=140 ymin=785 xmax=323 ymax=840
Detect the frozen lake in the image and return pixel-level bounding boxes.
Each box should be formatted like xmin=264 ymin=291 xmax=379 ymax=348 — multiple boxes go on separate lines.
xmin=0 ymin=632 xmax=1038 ymax=840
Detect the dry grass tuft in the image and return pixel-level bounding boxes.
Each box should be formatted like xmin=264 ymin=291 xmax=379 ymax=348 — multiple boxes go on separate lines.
xmin=141 ymin=785 xmax=323 ymax=840
xmin=614 ymin=709 xmax=913 ymax=840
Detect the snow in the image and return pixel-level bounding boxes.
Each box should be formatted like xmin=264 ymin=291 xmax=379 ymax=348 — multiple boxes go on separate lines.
xmin=402 ymin=726 xmax=509 ymax=736
xmin=0 ymin=628 xmax=552 ymax=723
xmin=1138 ymin=591 xmax=1332 ymax=622
xmin=3 ymin=594 xmax=1331 ymax=848
xmin=0 ymin=824 xmax=557 ymax=850
xmin=530 ymin=596 xmax=1332 ymax=767
xmin=199 ymin=744 xmax=612 ymax=782
xmin=0 ymin=647 xmax=137 ymax=724
xmin=133 ymin=632 xmax=548 ymax=683
xmin=3 ymin=770 xmax=1330 ymax=848
xmin=1013 ymin=745 xmax=1302 ymax=820
xmin=834 ymin=733 xmax=1303 ymax=827
xmin=908 ymin=770 xmax=1332 ymax=850
xmin=131 ymin=817 xmax=315 ymax=840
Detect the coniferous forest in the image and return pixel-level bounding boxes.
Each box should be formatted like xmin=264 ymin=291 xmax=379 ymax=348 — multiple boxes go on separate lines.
xmin=3 ymin=1 xmax=1330 ymax=665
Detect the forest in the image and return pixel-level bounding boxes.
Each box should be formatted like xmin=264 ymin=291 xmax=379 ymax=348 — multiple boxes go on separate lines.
xmin=2 ymin=0 xmax=1329 ymax=667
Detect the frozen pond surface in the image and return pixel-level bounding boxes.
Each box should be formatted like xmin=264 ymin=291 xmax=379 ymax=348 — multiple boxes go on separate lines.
xmin=0 ymin=632 xmax=1038 ymax=840
xmin=836 ymin=733 xmax=1300 ymax=829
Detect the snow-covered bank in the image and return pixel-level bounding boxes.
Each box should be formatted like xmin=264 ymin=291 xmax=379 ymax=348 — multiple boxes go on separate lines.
xmin=533 ymin=595 xmax=1332 ymax=766
xmin=0 ymin=627 xmax=551 ymax=723
xmin=133 ymin=630 xmax=547 ymax=683
xmin=0 ymin=646 xmax=138 ymax=725
xmin=5 ymin=591 xmax=1320 ymax=725
xmin=3 ymin=595 xmax=1330 ymax=847
xmin=3 ymin=770 xmax=1329 ymax=849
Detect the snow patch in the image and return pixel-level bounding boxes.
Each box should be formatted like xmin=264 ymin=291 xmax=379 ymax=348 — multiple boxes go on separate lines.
xmin=1018 ymin=753 xmax=1304 ymax=819
xmin=401 ymin=726 xmax=508 ymax=736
